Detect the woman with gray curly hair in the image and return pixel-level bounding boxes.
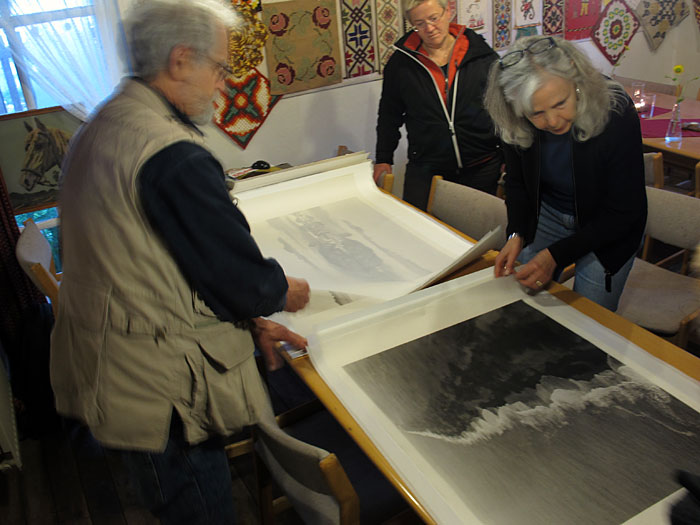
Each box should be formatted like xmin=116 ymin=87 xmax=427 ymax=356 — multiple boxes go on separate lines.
xmin=484 ymin=36 xmax=647 ymax=310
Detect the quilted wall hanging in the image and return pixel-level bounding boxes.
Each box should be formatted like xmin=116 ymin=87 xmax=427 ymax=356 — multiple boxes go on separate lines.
xmin=592 ymin=0 xmax=639 ymax=64
xmin=375 ymin=0 xmax=403 ymax=72
xmin=543 ymin=0 xmax=565 ymax=35
xmin=515 ymin=25 xmax=540 ymax=37
xmin=228 ymin=0 xmax=268 ymax=77
xmin=213 ymin=68 xmax=281 ymax=149
xmin=264 ymin=0 xmax=343 ymax=95
xmin=341 ymin=0 xmax=378 ymax=78
xmin=633 ymin=0 xmax=689 ymax=50
xmin=565 ymin=0 xmax=602 ymax=40
xmin=459 ymin=0 xmax=489 ymax=31
xmin=514 ymin=0 xmax=543 ymax=31
xmin=493 ymin=0 xmax=512 ymax=49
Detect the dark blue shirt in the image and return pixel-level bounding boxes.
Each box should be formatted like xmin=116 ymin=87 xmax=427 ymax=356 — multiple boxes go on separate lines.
xmin=540 ymin=130 xmax=575 ymax=215
xmin=138 ymin=134 xmax=287 ymax=323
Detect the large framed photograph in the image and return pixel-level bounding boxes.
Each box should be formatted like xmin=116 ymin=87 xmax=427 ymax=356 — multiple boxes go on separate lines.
xmin=0 ymin=106 xmax=82 ymax=214
xmin=309 ymin=270 xmax=700 ymax=524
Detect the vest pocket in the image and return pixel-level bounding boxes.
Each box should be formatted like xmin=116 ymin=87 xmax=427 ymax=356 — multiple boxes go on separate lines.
xmin=196 ymin=324 xmax=254 ymax=370
xmin=50 ymin=279 xmax=110 ymax=425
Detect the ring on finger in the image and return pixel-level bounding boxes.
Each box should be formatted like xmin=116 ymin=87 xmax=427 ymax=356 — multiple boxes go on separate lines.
xmin=535 ymin=280 xmax=543 ymax=287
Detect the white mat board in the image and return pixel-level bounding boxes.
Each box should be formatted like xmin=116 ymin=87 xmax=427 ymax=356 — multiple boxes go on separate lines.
xmin=308 ymin=269 xmax=700 ymax=524
xmin=235 ymin=159 xmax=500 ymax=334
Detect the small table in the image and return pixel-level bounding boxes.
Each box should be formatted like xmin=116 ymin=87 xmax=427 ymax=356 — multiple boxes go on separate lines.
xmin=637 ymin=91 xmax=700 ymax=193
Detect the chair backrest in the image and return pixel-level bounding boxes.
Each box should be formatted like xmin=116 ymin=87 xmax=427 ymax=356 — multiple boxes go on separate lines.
xmin=255 ymin=419 xmax=360 ymax=525
xmin=15 ymin=218 xmax=59 ymax=314
xmin=646 ymin=186 xmax=700 ymax=250
xmin=643 ymin=152 xmax=663 ymax=188
xmin=427 ymin=176 xmax=508 ymax=248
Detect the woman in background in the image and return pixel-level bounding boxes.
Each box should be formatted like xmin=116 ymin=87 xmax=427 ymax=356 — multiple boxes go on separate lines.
xmin=484 ymin=36 xmax=647 ymax=310
xmin=373 ymin=0 xmax=502 ymax=210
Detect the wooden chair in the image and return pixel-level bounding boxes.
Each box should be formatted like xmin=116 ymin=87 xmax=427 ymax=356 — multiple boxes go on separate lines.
xmin=641 ymin=152 xmax=665 ymax=260
xmin=426 ymin=175 xmax=507 ymax=248
xmin=643 ymin=151 xmax=664 ymax=189
xmin=254 ymin=416 xmax=360 ymax=525
xmin=15 ymin=218 xmax=60 ymax=315
xmin=249 ymin=402 xmax=413 ymax=525
xmin=616 ymin=187 xmax=700 ymax=349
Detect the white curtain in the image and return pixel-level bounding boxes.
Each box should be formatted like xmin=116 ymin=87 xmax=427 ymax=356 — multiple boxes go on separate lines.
xmin=0 ymin=0 xmax=126 ymax=121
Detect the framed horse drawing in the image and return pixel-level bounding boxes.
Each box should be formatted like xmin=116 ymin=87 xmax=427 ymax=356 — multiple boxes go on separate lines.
xmin=0 ymin=106 xmax=82 ymax=214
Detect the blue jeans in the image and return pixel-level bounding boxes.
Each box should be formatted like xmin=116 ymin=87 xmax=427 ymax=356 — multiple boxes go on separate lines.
xmin=116 ymin=411 xmax=237 ymax=525
xmin=519 ymin=201 xmax=634 ymax=311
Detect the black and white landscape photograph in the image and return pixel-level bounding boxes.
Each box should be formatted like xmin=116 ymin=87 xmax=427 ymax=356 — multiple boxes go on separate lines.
xmin=344 ymin=300 xmax=700 ymax=524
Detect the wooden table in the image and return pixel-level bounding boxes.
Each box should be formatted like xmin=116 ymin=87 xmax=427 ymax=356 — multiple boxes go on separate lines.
xmin=637 ymin=91 xmax=700 ymax=192
xmin=282 ymin=207 xmax=700 ymax=523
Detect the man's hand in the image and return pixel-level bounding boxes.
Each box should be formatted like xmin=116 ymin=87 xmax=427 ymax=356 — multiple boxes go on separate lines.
xmin=284 ymin=276 xmax=310 ymax=312
xmin=252 ymin=318 xmax=308 ymax=371
xmin=515 ymin=248 xmax=556 ymax=290
xmin=373 ymin=163 xmax=392 ymax=185
xmin=494 ymin=235 xmax=523 ymax=278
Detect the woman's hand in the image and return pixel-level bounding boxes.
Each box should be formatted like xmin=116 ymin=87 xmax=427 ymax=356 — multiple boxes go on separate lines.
xmin=494 ymin=235 xmax=523 ymax=277
xmin=373 ymin=163 xmax=392 ymax=185
xmin=514 ymin=249 xmax=556 ymax=290
xmin=252 ymin=317 xmax=308 ymax=371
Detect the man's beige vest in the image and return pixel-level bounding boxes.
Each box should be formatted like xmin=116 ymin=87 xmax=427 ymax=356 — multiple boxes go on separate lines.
xmin=51 ymin=79 xmax=273 ymax=451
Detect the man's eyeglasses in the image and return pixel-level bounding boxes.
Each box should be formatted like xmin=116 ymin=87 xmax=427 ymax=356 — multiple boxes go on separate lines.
xmin=499 ymin=37 xmax=557 ymax=69
xmin=202 ymin=55 xmax=234 ymax=81
xmin=412 ymin=8 xmax=445 ymax=31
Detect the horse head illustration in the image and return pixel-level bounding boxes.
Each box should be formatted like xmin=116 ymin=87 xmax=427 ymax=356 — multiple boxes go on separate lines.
xmin=20 ymin=117 xmax=71 ymax=191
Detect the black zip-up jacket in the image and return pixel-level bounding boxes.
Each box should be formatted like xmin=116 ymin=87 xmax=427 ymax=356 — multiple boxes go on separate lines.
xmin=375 ymin=25 xmax=499 ymax=170
xmin=503 ymin=92 xmax=647 ymax=279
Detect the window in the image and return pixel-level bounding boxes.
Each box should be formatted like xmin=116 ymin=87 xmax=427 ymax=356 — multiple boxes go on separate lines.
xmin=0 ymin=0 xmax=109 ymax=116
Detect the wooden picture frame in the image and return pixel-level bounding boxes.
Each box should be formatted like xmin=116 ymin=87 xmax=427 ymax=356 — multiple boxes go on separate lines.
xmin=0 ymin=106 xmax=82 ymax=214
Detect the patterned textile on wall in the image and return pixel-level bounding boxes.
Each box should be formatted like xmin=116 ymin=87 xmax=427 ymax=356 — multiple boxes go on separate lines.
xmin=516 ymin=25 xmax=540 ymax=37
xmin=375 ymin=0 xmax=402 ymax=72
xmin=543 ymin=0 xmax=565 ymax=35
xmin=264 ymin=0 xmax=342 ymax=95
xmin=459 ymin=0 xmax=489 ymax=31
xmin=232 ymin=0 xmax=262 ymax=12
xmin=229 ymin=1 xmax=268 ymax=77
xmin=514 ymin=0 xmax=543 ymax=29
xmin=592 ymin=0 xmax=639 ymax=64
xmin=213 ymin=69 xmax=281 ymax=149
xmin=633 ymin=0 xmax=689 ymax=50
xmin=493 ymin=0 xmax=512 ymax=49
xmin=695 ymin=0 xmax=700 ymax=30
xmin=565 ymin=0 xmax=602 ymax=40
xmin=342 ymin=0 xmax=378 ymax=78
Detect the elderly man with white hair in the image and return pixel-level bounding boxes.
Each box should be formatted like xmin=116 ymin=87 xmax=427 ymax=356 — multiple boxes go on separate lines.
xmin=51 ymin=1 xmax=309 ymax=522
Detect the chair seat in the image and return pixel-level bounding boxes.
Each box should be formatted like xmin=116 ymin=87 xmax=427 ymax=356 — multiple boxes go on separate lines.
xmin=616 ymin=258 xmax=700 ymax=334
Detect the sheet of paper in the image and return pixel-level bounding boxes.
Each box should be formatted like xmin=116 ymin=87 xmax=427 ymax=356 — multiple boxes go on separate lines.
xmin=308 ymin=269 xmax=700 ymax=524
xmin=235 ymin=157 xmax=478 ymax=333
